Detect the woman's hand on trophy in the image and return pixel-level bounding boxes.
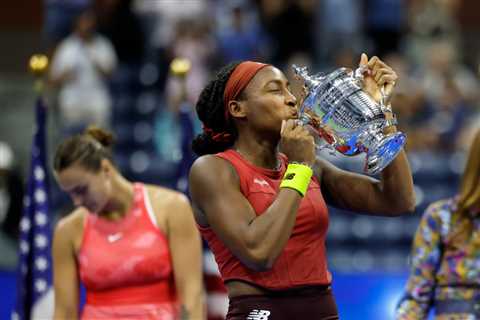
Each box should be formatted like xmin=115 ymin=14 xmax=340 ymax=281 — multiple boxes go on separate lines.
xmin=279 ymin=119 xmax=316 ymax=167
xmin=304 ymin=108 xmax=321 ymax=128
xmin=359 ymin=53 xmax=398 ymax=107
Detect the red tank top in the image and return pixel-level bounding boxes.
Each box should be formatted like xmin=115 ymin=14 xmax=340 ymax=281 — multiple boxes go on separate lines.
xmin=198 ymin=149 xmax=332 ymax=290
xmin=78 ymin=183 xmax=179 ymax=319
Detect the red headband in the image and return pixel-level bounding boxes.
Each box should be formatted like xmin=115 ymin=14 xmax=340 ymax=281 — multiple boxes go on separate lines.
xmin=223 ymin=61 xmax=269 ymax=122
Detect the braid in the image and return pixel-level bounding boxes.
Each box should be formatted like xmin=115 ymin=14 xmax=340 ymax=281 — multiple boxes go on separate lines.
xmin=192 ymin=62 xmax=241 ymax=156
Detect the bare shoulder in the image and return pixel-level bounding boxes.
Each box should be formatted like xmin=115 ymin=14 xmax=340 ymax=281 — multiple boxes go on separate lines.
xmin=55 ymin=208 xmax=87 ymax=234
xmin=145 ymin=184 xmax=190 ymax=210
xmin=189 ymin=154 xmax=236 ymax=181
xmin=189 ymin=154 xmax=239 ymax=195
xmin=144 ymin=185 xmax=195 ymax=235
xmin=53 ymin=208 xmax=87 ymax=252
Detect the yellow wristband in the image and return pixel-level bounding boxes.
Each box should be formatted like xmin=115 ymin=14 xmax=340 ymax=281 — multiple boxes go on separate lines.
xmin=280 ymin=163 xmax=313 ymax=197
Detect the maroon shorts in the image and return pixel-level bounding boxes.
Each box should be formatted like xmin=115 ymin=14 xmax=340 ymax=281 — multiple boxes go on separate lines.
xmin=225 ymin=285 xmax=339 ymax=320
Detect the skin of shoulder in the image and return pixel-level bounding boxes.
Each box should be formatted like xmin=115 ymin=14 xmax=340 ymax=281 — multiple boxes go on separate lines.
xmin=145 ymin=183 xmax=185 ymax=200
xmin=188 ymin=154 xmax=243 ymax=226
xmin=145 ymin=184 xmax=190 ymax=212
xmin=54 ymin=207 xmax=88 ymax=250
xmin=144 ymin=184 xmax=193 ymax=234
xmin=189 ymin=154 xmax=239 ymax=202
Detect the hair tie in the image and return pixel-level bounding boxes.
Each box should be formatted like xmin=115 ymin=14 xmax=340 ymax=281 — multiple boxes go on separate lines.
xmin=202 ymin=125 xmax=232 ymax=142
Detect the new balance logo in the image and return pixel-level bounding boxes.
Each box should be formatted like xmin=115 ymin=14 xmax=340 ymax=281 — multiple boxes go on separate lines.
xmin=284 ymin=173 xmax=295 ymax=180
xmin=253 ymin=178 xmax=269 ymax=187
xmin=247 ymin=309 xmax=271 ymax=320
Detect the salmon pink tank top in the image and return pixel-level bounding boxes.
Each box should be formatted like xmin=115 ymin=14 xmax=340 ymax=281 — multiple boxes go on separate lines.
xmin=78 ymin=183 xmax=179 ymax=319
xmin=198 ymin=149 xmax=332 ymax=290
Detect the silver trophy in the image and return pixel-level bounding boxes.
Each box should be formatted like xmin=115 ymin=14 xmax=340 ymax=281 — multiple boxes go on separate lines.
xmin=292 ymin=65 xmax=406 ymax=174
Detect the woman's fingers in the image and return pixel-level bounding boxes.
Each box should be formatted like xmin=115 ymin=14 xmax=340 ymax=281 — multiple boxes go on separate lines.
xmin=367 ymin=56 xmax=380 ymax=73
xmin=359 ymin=53 xmax=369 ymax=67
xmin=375 ymin=69 xmax=397 ymax=84
xmin=377 ymin=74 xmax=397 ymax=87
xmin=368 ymin=59 xmax=397 ymax=88
xmin=282 ymin=119 xmax=313 ymax=139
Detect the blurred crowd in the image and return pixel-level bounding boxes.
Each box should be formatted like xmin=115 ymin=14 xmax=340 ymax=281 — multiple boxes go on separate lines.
xmin=1 ymin=0 xmax=479 ymax=272
xmin=43 ymin=0 xmax=480 ymax=151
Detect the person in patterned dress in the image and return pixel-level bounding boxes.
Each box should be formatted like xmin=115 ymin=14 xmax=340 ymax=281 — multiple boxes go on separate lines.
xmin=396 ymin=129 xmax=480 ymax=319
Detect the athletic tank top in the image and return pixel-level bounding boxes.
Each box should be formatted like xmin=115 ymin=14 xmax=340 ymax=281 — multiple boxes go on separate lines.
xmin=78 ymin=183 xmax=179 ymax=319
xmin=198 ymin=149 xmax=332 ymax=290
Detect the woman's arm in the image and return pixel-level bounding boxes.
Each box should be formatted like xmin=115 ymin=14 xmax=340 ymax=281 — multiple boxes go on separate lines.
xmin=163 ymin=192 xmax=205 ymax=320
xmin=316 ymin=145 xmax=415 ymax=216
xmin=316 ymin=54 xmax=415 ymax=216
xmin=52 ymin=214 xmax=81 ymax=320
xmin=395 ymin=201 xmax=447 ymax=319
xmin=189 ymin=156 xmax=304 ymax=271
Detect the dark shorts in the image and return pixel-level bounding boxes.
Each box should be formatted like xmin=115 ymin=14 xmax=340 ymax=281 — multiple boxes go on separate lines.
xmin=226 ymin=285 xmax=339 ymax=320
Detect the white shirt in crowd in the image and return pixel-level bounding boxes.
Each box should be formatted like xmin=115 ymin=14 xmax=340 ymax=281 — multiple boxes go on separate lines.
xmin=50 ymin=34 xmax=117 ymax=128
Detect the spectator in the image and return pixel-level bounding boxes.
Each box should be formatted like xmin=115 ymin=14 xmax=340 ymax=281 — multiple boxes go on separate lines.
xmin=396 ymin=129 xmax=480 ymax=319
xmin=49 ymin=9 xmax=117 ymax=133
xmin=216 ymin=3 xmax=268 ymax=65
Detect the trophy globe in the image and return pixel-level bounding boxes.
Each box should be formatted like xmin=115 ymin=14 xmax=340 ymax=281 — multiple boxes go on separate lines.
xmin=292 ymin=64 xmax=406 ymax=174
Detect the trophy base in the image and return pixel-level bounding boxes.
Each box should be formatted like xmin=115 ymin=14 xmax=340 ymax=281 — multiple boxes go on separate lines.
xmin=365 ymin=132 xmax=406 ymax=175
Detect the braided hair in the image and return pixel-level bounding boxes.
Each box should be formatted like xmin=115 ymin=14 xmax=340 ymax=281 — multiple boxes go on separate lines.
xmin=192 ymin=62 xmax=243 ymax=156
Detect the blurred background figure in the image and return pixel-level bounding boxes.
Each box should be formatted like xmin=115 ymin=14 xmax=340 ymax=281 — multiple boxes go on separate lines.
xmin=315 ymin=0 xmax=363 ymax=68
xmin=364 ymin=0 xmax=407 ymax=57
xmin=166 ymin=18 xmax=215 ymax=110
xmin=255 ymin=0 xmax=316 ymax=68
xmin=43 ymin=0 xmax=91 ymax=52
xmin=155 ymin=58 xmax=200 ymax=192
xmin=215 ymin=1 xmax=269 ymax=66
xmin=52 ymin=127 xmax=204 ymax=319
xmin=0 ymin=142 xmax=24 ymax=240
xmin=95 ymin=0 xmax=145 ymax=68
xmin=49 ymin=9 xmax=117 ymax=134
xmin=1 ymin=0 xmax=480 ymax=319
xmin=396 ymin=129 xmax=480 ymax=319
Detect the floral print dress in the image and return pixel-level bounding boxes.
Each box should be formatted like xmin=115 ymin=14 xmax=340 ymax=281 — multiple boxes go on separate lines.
xmin=396 ymin=198 xmax=480 ymax=320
